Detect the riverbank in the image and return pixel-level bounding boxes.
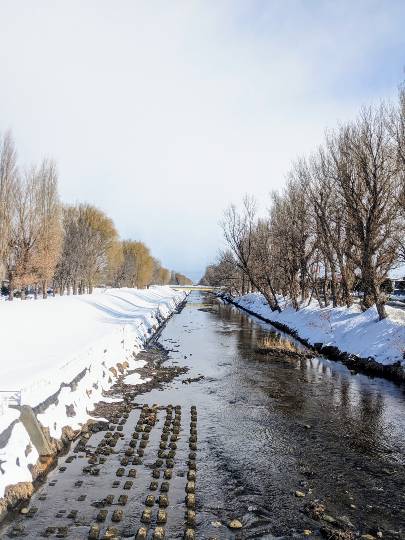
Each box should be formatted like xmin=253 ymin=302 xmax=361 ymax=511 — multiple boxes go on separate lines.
xmin=221 ymin=292 xmax=405 ymax=382
xmin=0 ymin=286 xmax=186 ymax=511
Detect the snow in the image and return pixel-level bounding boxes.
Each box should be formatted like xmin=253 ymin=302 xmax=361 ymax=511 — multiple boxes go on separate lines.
xmin=0 ymin=286 xmax=185 ymax=498
xmin=124 ymin=372 xmax=150 ymax=386
xmin=231 ymin=293 xmax=405 ymax=366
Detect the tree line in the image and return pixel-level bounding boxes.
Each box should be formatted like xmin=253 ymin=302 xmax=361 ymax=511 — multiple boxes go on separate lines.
xmin=0 ymin=132 xmax=192 ymax=300
xmin=201 ymin=84 xmax=405 ymax=320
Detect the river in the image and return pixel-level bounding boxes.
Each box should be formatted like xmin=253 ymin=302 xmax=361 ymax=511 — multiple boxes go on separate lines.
xmin=2 ymin=291 xmax=405 ymax=539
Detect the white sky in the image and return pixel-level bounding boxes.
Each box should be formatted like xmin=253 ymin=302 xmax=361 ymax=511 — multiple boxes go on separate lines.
xmin=0 ymin=1 xmax=404 ymax=282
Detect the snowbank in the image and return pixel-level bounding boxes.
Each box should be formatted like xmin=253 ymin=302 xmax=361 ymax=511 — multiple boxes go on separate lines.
xmin=0 ymin=286 xmax=185 ymax=498
xmin=231 ymin=293 xmax=405 ymax=366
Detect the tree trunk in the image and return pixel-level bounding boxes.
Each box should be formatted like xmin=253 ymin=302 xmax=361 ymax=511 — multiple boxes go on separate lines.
xmin=8 ymin=273 xmax=14 ymax=301
xmin=42 ymin=280 xmax=47 ymax=299
xmin=372 ymin=282 xmax=387 ymax=321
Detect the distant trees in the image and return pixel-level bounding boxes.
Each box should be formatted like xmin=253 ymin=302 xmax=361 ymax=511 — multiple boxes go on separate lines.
xmin=170 ymin=271 xmax=193 ymax=286
xmin=203 ymin=84 xmax=405 ymax=321
xmin=0 ymin=131 xmax=191 ymax=299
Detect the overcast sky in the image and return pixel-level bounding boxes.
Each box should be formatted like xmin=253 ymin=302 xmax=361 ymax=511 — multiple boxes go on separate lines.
xmin=0 ymin=1 xmax=404 ymax=281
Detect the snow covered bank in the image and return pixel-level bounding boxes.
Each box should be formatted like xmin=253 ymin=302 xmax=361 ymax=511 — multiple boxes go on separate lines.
xmin=227 ymin=293 xmax=405 ymax=368
xmin=0 ymin=286 xmax=185 ymax=500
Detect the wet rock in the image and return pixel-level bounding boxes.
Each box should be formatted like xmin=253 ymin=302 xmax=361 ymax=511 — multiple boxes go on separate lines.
xmin=159 ymin=495 xmax=169 ymax=508
xmin=323 ymin=514 xmax=336 ymax=524
xmin=116 ymin=468 xmax=125 ymax=477
xmin=211 ymin=521 xmax=222 ymax=528
xmin=104 ymin=527 xmax=119 ymax=539
xmin=20 ymin=508 xmax=29 ymax=515
xmin=186 ymin=481 xmax=195 ymax=494
xmin=187 ymin=470 xmax=196 ymax=481
xmin=186 ymin=510 xmax=196 ymax=526
xmin=305 ymin=500 xmax=326 ymax=519
xmin=228 ymin=519 xmax=243 ymax=529
xmin=136 ymin=527 xmax=148 ymax=540
xmin=295 ymin=490 xmax=305 ymax=498
xmin=153 ymin=527 xmax=165 ymax=540
xmin=111 ymin=509 xmax=123 ymax=522
xmin=361 ymin=536 xmax=376 ymax=540
xmin=186 ymin=494 xmax=195 ymax=509
xmin=160 ymin=481 xmax=169 ymax=492
xmin=184 ymin=529 xmax=195 ymax=540
xmin=123 ymin=480 xmax=133 ymax=490
xmin=164 ymin=469 xmax=172 ymax=480
xmin=96 ymin=509 xmax=108 ymax=522
xmin=141 ymin=509 xmax=152 ymax=523
xmin=157 ymin=509 xmax=167 ymax=524
xmin=150 ymin=481 xmax=159 ymax=490
xmin=145 ymin=495 xmax=155 ymax=506
xmin=87 ymin=524 xmax=100 ymax=540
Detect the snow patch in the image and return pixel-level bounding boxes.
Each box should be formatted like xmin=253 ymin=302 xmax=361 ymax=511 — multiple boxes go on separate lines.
xmin=232 ymin=293 xmax=405 ymax=366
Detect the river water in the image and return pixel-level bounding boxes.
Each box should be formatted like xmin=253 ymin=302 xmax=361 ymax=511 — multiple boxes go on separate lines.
xmin=2 ymin=291 xmax=405 ymax=539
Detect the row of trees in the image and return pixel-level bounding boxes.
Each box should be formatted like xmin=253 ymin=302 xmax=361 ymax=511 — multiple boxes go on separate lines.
xmin=202 ymin=85 xmax=405 ymax=320
xmin=0 ymin=131 xmax=192 ymax=299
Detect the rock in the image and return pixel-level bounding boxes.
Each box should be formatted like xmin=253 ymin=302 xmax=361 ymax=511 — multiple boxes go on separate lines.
xmin=104 ymin=528 xmax=118 ymax=540
xmin=184 ymin=529 xmax=195 ymax=540
xmin=88 ymin=525 xmax=100 ymax=540
xmin=153 ymin=526 xmax=165 ymax=539
xmin=111 ymin=509 xmax=123 ymax=522
xmin=20 ymin=508 xmax=29 ymax=515
xmin=157 ymin=509 xmax=167 ymax=524
xmin=185 ymin=494 xmax=195 ymax=509
xmin=141 ymin=509 xmax=152 ymax=524
xmin=295 ymin=491 xmax=306 ymax=498
xmin=136 ymin=528 xmax=148 ymax=540
xmin=228 ymin=519 xmax=243 ymax=529
xmin=323 ymin=514 xmax=336 ymax=524
xmin=361 ymin=536 xmax=376 ymax=540
xmin=186 ymin=510 xmax=196 ymax=526
xmin=212 ymin=521 xmax=222 ymax=528
xmin=303 ymin=531 xmax=312 ymax=536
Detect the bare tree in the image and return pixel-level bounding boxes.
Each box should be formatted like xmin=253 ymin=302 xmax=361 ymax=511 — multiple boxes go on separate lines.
xmin=331 ymin=107 xmax=401 ymax=319
xmin=0 ymin=131 xmax=17 ymax=281
xmin=31 ymin=160 xmax=62 ymax=298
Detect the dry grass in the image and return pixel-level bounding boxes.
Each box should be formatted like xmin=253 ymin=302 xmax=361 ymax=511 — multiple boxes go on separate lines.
xmin=257 ymin=334 xmax=299 ymax=353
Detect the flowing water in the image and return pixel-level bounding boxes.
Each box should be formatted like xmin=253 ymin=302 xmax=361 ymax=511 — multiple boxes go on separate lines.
xmin=2 ymin=291 xmax=405 ymax=539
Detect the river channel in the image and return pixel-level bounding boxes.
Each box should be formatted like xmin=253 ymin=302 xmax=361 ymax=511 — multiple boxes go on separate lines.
xmin=2 ymin=291 xmax=405 ymax=539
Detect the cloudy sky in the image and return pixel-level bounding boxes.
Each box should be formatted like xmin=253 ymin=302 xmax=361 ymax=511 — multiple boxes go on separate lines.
xmin=0 ymin=1 xmax=404 ymax=281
